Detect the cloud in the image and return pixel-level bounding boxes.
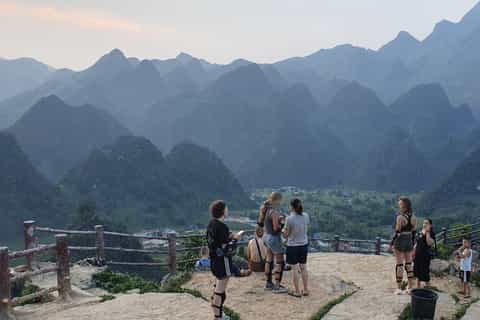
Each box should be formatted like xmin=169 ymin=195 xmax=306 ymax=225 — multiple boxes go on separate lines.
xmin=0 ymin=1 xmax=173 ymax=34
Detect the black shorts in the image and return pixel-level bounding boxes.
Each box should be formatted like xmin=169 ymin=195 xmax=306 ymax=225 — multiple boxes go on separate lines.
xmin=286 ymin=244 xmax=308 ymax=265
xmin=459 ymin=270 xmax=471 ymax=283
xmin=211 ymin=256 xmax=233 ymax=280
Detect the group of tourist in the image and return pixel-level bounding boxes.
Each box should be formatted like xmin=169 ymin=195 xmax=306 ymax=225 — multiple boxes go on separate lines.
xmin=206 ymin=194 xmax=473 ymax=320
xmin=206 ymin=192 xmax=310 ymax=319
xmin=391 ymin=197 xmax=472 ymax=298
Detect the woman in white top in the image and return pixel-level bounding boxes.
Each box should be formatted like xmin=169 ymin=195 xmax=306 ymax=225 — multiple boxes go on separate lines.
xmin=284 ymin=198 xmax=310 ymax=297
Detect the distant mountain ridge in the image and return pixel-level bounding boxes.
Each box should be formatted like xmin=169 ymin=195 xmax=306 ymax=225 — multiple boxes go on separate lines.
xmin=8 ymin=95 xmax=132 ymax=181
xmin=0 ymin=132 xmax=70 ymax=242
xmin=61 ymin=136 xmax=253 ymax=228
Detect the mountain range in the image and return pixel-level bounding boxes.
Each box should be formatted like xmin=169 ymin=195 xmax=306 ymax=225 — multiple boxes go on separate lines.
xmin=2 ymin=2 xmax=480 ymax=220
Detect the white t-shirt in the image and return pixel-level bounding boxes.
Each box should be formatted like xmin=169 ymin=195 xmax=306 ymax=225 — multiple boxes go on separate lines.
xmin=285 ymin=212 xmax=310 ymax=247
xmin=460 ymin=248 xmax=472 ymax=272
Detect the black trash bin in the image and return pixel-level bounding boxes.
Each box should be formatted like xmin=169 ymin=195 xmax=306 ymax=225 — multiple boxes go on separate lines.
xmin=411 ymin=288 xmax=438 ymax=320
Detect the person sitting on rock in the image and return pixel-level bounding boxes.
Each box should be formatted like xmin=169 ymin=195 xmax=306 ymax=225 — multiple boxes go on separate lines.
xmin=207 ymin=200 xmax=244 ymax=320
xmin=247 ymin=226 xmax=267 ymax=273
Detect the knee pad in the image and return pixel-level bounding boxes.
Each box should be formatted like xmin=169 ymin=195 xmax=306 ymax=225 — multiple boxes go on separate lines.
xmin=396 ymin=264 xmax=404 ymax=283
xmin=405 ymin=262 xmax=414 ymax=279
xmin=211 ymin=291 xmax=226 ymax=318
xmin=265 ymin=261 xmax=274 ymax=282
xmin=274 ymin=261 xmax=285 ymax=282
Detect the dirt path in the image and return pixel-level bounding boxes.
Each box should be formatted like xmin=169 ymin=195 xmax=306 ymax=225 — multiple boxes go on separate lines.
xmin=186 ymin=257 xmax=355 ymax=320
xmin=15 ymin=293 xmax=210 ymax=320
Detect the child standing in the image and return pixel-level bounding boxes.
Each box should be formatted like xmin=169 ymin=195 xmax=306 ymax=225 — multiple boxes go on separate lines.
xmin=207 ymin=200 xmax=243 ymax=320
xmin=457 ymin=237 xmax=473 ymax=299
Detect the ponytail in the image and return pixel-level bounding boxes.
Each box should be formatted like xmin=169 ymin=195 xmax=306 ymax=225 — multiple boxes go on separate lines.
xmin=290 ymin=198 xmax=303 ymax=215
xmin=258 ymin=192 xmax=282 ymax=226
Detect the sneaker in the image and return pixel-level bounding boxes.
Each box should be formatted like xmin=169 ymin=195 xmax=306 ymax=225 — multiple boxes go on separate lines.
xmin=221 ymin=315 xmax=231 ymax=320
xmin=264 ymin=282 xmax=274 ymax=290
xmin=272 ymin=285 xmax=288 ymax=294
xmin=394 ymin=289 xmax=403 ymax=295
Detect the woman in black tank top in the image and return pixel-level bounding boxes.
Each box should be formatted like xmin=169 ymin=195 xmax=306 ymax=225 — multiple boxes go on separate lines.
xmin=391 ymin=197 xmax=417 ymax=295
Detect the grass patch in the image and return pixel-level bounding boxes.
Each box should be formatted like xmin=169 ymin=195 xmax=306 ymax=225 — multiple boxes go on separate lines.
xmin=99 ymin=294 xmax=115 ymax=302
xmin=451 ymin=294 xmax=460 ymax=303
xmin=310 ymin=291 xmax=356 ymax=320
xmin=18 ymin=283 xmax=43 ymax=306
xmin=224 ymin=306 xmax=241 ymax=320
xmin=454 ymin=298 xmax=479 ymax=320
xmin=398 ymin=303 xmax=413 ymax=320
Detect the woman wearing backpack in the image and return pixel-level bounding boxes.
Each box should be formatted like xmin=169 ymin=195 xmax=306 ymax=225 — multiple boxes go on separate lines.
xmin=390 ymin=197 xmax=417 ymax=295
xmin=258 ymin=192 xmax=287 ymax=293
xmin=207 ymin=200 xmax=244 ymax=320
xmin=413 ymin=219 xmax=436 ymax=288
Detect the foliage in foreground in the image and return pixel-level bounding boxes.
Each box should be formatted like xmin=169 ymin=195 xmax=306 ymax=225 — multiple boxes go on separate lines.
xmin=310 ymin=291 xmax=356 ymax=320
xmin=93 ymin=270 xmax=241 ymax=319
xmin=454 ymin=298 xmax=480 ymax=319
xmin=93 ymin=270 xmax=162 ymax=294
xmin=18 ymin=283 xmax=42 ymax=306
xmin=398 ymin=303 xmax=413 ymax=320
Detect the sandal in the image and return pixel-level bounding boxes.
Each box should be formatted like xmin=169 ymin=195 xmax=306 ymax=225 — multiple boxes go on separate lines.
xmin=303 ymin=290 xmax=310 ymax=296
xmin=288 ymin=291 xmax=302 ymax=298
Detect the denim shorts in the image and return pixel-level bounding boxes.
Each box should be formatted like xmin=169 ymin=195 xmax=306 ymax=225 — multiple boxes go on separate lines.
xmin=264 ymin=234 xmax=285 ymax=255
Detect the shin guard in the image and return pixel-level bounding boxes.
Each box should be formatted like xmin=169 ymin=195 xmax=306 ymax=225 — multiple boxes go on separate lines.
xmin=396 ymin=263 xmax=404 ymax=284
xmin=405 ymin=262 xmax=414 ymax=279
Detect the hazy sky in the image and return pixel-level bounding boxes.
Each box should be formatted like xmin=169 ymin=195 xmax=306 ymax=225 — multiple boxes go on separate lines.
xmin=1 ymin=0 xmax=479 ymax=70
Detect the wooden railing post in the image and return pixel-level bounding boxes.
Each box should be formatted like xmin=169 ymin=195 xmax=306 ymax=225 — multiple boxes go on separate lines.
xmin=23 ymin=220 xmax=36 ymax=270
xmin=95 ymin=225 xmax=105 ymax=264
xmin=334 ymin=235 xmax=340 ymax=252
xmin=375 ymin=236 xmax=381 ymax=255
xmin=442 ymin=227 xmax=448 ymax=244
xmin=167 ymin=232 xmax=177 ymax=274
xmin=0 ymin=247 xmax=15 ymax=320
xmin=55 ymin=234 xmax=71 ymax=300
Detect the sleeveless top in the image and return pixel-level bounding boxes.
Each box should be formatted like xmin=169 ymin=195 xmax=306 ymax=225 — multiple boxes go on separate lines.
xmin=265 ymin=208 xmax=281 ymax=236
xmin=399 ymin=213 xmax=414 ymax=232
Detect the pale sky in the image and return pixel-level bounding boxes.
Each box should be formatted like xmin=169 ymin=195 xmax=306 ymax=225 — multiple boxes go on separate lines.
xmin=1 ymin=0 xmax=479 ymax=70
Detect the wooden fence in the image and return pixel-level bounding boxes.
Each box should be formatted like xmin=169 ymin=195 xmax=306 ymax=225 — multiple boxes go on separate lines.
xmin=0 ymin=219 xmax=404 ymax=319
xmin=437 ymin=221 xmax=480 ymax=247
xmin=1 ymin=221 xmax=72 ymax=320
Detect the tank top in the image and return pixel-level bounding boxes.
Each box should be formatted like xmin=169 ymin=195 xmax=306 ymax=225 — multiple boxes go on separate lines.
xmin=460 ymin=249 xmax=473 ymax=271
xmin=265 ymin=209 xmax=281 ymax=236
xmin=399 ymin=213 xmax=413 ymax=232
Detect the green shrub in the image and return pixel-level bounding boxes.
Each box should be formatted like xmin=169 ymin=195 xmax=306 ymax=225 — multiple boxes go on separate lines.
xmin=178 ymin=236 xmax=206 ymax=272
xmin=18 ymin=283 xmax=42 ymax=306
xmin=92 ymin=270 xmax=161 ymax=294
xmin=437 ymin=243 xmax=454 ymax=260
